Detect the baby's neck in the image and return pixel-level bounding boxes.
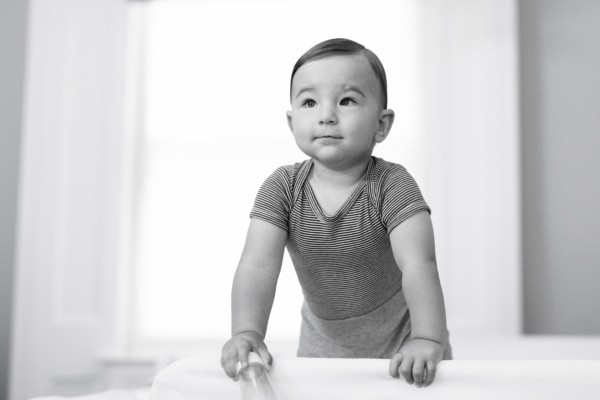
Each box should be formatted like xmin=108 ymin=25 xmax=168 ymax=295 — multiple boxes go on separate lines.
xmin=310 ymin=158 xmax=370 ymax=190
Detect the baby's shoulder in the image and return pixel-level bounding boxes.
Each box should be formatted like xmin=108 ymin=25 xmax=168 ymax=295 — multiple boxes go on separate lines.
xmin=274 ymin=159 xmax=309 ymax=174
xmin=370 ymin=157 xmax=410 ymax=186
xmin=267 ymin=159 xmax=311 ymax=186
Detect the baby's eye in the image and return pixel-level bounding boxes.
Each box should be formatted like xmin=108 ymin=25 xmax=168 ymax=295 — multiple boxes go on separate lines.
xmin=340 ymin=97 xmax=356 ymax=106
xmin=302 ymin=99 xmax=316 ymax=108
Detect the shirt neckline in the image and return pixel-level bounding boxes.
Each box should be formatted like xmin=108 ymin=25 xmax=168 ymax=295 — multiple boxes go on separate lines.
xmin=301 ymin=157 xmax=375 ymax=223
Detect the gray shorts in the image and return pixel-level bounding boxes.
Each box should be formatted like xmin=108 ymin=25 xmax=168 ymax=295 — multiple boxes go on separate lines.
xmin=297 ymin=288 xmax=452 ymax=360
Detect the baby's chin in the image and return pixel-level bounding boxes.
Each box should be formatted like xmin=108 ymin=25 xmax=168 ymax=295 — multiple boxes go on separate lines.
xmin=309 ymin=150 xmax=373 ymax=168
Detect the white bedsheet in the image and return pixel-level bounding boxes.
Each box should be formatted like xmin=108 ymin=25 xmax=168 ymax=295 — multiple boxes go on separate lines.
xmin=149 ymin=349 xmax=600 ymax=400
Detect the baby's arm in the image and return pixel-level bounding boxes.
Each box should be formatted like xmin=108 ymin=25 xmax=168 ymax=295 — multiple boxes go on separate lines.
xmin=220 ymin=218 xmax=287 ymax=380
xmin=388 ymin=210 xmax=448 ymax=387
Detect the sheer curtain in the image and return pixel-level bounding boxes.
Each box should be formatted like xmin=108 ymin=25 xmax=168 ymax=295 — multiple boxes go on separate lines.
xmin=11 ymin=0 xmax=517 ymax=396
xmin=132 ymin=0 xmax=519 ymax=348
xmin=133 ymin=0 xmax=422 ymax=344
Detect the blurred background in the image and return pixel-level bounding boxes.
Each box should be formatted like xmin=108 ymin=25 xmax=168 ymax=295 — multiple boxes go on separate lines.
xmin=1 ymin=0 xmax=599 ymax=399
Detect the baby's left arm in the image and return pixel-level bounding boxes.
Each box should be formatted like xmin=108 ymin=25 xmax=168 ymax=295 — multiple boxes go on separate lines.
xmin=388 ymin=210 xmax=448 ymax=387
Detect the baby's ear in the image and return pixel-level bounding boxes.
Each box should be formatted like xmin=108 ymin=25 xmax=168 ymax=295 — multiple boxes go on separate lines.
xmin=286 ymin=110 xmax=294 ymax=133
xmin=375 ymin=109 xmax=395 ymax=143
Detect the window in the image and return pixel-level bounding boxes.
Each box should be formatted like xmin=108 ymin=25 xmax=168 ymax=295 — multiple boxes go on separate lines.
xmin=132 ymin=0 xmax=422 ymax=345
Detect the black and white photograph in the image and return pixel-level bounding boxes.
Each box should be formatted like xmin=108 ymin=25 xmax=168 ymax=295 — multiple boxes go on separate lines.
xmin=1 ymin=1 xmax=600 ymax=399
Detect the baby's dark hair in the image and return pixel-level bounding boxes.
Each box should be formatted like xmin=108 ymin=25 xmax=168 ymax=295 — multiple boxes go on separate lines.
xmin=290 ymin=38 xmax=388 ymax=109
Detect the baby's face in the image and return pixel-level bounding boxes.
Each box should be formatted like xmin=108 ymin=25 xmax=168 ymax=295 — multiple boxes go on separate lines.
xmin=287 ymin=54 xmax=389 ymax=168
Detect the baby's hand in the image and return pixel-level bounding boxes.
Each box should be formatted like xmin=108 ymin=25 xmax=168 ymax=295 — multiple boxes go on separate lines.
xmin=389 ymin=338 xmax=444 ymax=388
xmin=220 ymin=331 xmax=273 ymax=381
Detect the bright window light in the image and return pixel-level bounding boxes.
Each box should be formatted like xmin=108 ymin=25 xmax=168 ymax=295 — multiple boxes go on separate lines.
xmin=134 ymin=0 xmax=421 ymax=342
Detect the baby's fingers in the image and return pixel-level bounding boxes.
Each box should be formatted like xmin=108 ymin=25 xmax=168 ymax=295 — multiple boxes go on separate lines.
xmin=390 ymin=352 xmax=417 ymax=385
xmin=424 ymin=360 xmax=438 ymax=387
xmin=220 ymin=347 xmax=241 ymax=380
xmin=237 ymin=343 xmax=252 ymax=370
xmin=388 ymin=352 xmax=404 ymax=378
xmin=255 ymin=346 xmax=274 ymax=372
xmin=412 ymin=359 xmax=426 ymax=387
xmin=399 ymin=357 xmax=416 ymax=384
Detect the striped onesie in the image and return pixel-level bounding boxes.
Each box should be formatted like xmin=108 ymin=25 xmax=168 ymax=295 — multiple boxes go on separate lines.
xmin=250 ymin=156 xmax=452 ymax=359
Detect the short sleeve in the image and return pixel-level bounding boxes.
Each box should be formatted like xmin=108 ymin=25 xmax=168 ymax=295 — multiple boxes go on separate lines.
xmin=249 ymin=167 xmax=293 ymax=232
xmin=380 ymin=164 xmax=430 ymax=234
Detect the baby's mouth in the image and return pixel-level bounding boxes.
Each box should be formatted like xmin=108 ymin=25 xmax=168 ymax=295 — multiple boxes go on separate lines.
xmin=316 ymin=135 xmax=342 ymax=139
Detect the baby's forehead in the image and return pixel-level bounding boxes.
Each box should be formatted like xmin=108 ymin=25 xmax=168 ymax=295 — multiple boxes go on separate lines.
xmin=292 ymin=54 xmax=380 ymax=91
xmin=296 ymin=53 xmax=371 ymax=75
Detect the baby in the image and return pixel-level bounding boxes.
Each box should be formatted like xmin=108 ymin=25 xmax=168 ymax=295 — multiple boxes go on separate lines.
xmin=221 ymin=38 xmax=451 ymax=388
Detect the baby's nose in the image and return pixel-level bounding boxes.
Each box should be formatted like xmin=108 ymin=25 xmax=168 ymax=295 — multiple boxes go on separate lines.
xmin=319 ymin=105 xmax=337 ymax=125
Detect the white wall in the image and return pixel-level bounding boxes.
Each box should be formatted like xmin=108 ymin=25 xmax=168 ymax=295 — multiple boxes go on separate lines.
xmin=520 ymin=0 xmax=600 ymax=334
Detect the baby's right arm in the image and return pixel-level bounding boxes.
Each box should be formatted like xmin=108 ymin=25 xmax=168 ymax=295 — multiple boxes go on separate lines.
xmin=220 ymin=218 xmax=287 ymax=380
